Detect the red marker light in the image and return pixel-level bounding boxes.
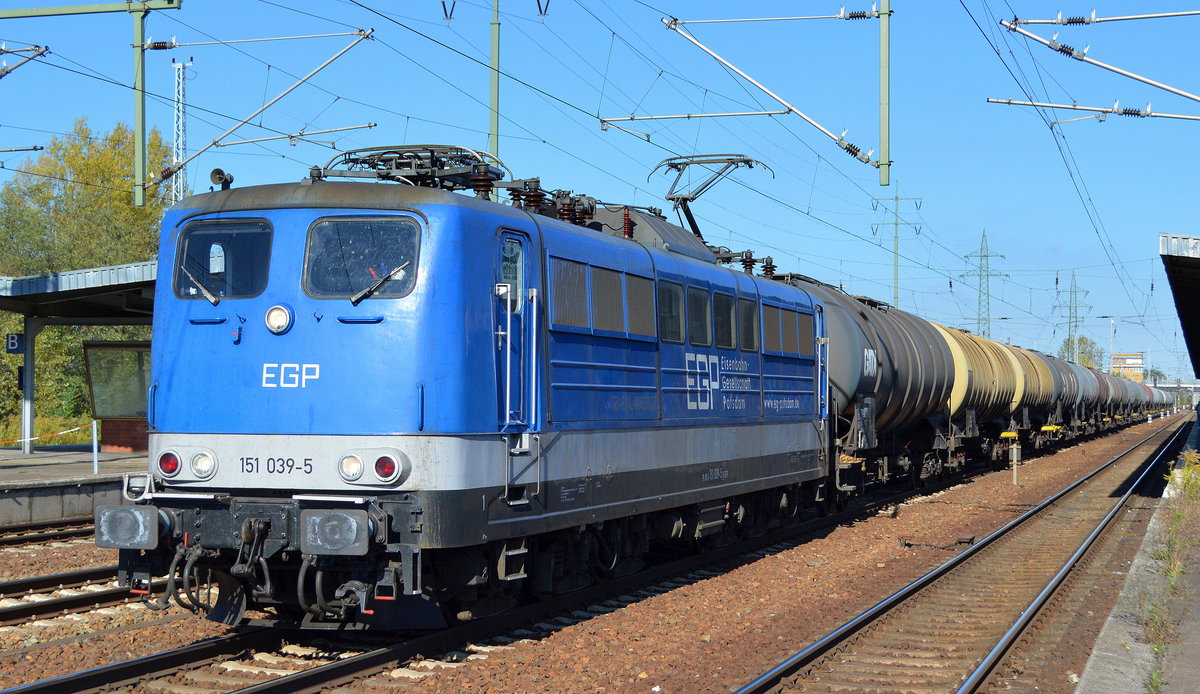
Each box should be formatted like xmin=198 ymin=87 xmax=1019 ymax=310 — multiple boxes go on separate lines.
xmin=374 ymin=456 xmax=397 ymax=481
xmin=158 ymin=451 xmax=181 ymax=476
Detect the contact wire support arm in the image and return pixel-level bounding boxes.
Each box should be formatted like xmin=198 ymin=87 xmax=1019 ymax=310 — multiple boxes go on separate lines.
xmin=148 ymin=29 xmax=374 ymax=187
xmin=0 ymin=45 xmax=48 ymax=79
xmin=986 ymin=98 xmax=1200 ymax=123
xmin=1010 ymin=10 xmax=1200 ymax=25
xmin=661 ymin=17 xmax=877 ymax=166
xmin=1000 ymin=20 xmax=1200 ymax=104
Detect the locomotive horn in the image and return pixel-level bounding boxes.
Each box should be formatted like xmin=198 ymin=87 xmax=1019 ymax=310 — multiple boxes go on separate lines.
xmin=210 ymin=168 xmax=234 ymax=190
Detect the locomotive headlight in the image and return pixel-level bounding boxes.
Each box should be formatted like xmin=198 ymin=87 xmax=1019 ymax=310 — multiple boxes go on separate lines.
xmin=95 ymin=506 xmax=159 ymax=550
xmin=338 ymin=454 xmax=364 ymax=481
xmin=190 ymin=451 xmax=217 ymax=479
xmin=300 ymin=509 xmax=369 ymax=556
xmin=264 ymin=304 xmax=293 ymax=335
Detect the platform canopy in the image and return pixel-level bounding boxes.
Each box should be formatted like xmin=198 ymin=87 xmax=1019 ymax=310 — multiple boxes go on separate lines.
xmin=1161 ymin=234 xmax=1200 ymax=377
xmin=0 ymin=261 xmax=155 ymax=319
xmin=0 ymin=260 xmax=156 ymax=454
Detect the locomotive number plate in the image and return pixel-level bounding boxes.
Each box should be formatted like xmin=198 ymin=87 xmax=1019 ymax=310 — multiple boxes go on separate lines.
xmin=239 ymin=456 xmax=314 ymax=475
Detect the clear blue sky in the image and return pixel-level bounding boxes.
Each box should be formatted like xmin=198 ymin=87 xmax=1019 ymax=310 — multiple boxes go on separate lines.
xmin=0 ymin=1 xmax=1195 ymax=381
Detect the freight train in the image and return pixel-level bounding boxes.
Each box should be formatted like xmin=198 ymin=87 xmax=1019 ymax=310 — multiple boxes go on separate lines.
xmin=96 ymin=145 xmax=1171 ymax=628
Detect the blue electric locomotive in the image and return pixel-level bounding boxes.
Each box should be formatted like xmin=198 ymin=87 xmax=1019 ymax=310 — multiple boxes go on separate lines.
xmin=97 ymin=145 xmax=1169 ymax=627
xmin=97 ymin=146 xmax=832 ymax=627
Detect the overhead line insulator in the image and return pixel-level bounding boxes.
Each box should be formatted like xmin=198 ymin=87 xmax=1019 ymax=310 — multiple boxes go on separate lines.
xmin=1048 ymin=39 xmax=1087 ymax=59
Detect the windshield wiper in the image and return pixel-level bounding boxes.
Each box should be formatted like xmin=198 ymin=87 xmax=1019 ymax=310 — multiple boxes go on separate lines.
xmin=180 ymin=265 xmax=221 ymax=306
xmin=351 ymin=261 xmax=410 ymax=306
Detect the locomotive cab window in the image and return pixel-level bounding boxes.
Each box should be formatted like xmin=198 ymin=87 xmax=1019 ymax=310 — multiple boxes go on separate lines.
xmin=175 ymin=220 xmax=272 ymax=300
xmin=687 ymin=287 xmax=711 ymax=347
xmin=304 ymin=217 xmax=419 ymax=299
xmin=500 ymin=238 xmax=523 ymax=312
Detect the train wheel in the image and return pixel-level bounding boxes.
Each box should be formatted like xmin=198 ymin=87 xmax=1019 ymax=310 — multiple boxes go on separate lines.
xmin=917 ymin=452 xmax=943 ymax=483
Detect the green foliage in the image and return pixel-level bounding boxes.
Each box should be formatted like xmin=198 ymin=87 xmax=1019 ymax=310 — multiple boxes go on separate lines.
xmin=1146 ymin=666 xmax=1165 ymax=693
xmin=0 ymin=118 xmax=171 ymax=275
xmin=1057 ymin=335 xmax=1104 ymax=368
xmin=1147 ymin=367 xmax=1167 ymax=387
xmin=0 ymin=119 xmax=167 ymax=425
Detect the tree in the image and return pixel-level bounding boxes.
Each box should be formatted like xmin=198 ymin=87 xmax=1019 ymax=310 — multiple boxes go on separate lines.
xmin=0 ymin=119 xmax=171 ymax=422
xmin=0 ymin=118 xmax=172 ymax=275
xmin=1057 ymin=335 xmax=1104 ymax=368
xmin=1146 ymin=367 xmax=1167 ymax=386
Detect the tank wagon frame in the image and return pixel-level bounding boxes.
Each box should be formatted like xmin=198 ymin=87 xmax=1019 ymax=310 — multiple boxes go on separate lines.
xmin=95 ymin=145 xmax=1171 ymax=628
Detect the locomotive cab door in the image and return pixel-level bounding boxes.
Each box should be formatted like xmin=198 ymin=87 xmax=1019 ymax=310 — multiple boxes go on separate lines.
xmin=494 ymin=228 xmax=543 ymax=506
xmin=495 ymin=230 xmax=540 ymax=430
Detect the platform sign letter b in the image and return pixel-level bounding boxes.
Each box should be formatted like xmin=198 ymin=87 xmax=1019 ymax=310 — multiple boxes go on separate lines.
xmin=5 ymin=334 xmax=23 ymax=355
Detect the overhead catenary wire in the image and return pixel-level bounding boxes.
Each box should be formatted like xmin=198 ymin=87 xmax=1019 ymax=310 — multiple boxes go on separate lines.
xmin=355 ymin=0 xmax=1104 ymax=345
xmin=961 ymin=1 xmax=1147 ymax=323
xmin=4 ymin=1 xmax=1176 ymax=360
xmin=340 ymin=0 xmax=1062 ymax=340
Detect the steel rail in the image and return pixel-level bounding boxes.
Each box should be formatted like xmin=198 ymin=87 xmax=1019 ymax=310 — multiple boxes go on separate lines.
xmin=0 ymin=565 xmax=116 ymax=596
xmin=0 ymin=517 xmax=94 ymax=547
xmin=232 ymin=444 xmax=1089 ymax=693
xmin=958 ymin=418 xmax=1193 ymax=691
xmin=0 ymin=578 xmax=168 ymax=627
xmin=0 ymin=516 xmax=92 ymax=533
xmin=3 ymin=422 xmax=1155 ymax=693
xmin=0 ymin=462 xmax=964 ymax=693
xmin=733 ymin=416 xmax=1189 ymax=694
xmin=0 ymin=629 xmax=281 ymax=694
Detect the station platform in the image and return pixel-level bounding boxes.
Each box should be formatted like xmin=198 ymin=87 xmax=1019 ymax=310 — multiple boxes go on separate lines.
xmin=0 ymin=446 xmax=146 ymax=526
xmin=1078 ymin=421 xmax=1200 ymax=693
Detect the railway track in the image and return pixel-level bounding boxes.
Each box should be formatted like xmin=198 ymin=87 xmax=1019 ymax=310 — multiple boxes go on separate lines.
xmin=4 ymin=461 xmax=988 ymax=693
xmin=1 ymin=422 xmax=1172 ymax=693
xmin=735 ymin=415 xmax=1191 ymax=694
xmin=9 ymin=564 xmax=755 ymax=694
xmin=0 ymin=517 xmax=94 ymax=547
xmin=0 ymin=565 xmax=169 ymax=626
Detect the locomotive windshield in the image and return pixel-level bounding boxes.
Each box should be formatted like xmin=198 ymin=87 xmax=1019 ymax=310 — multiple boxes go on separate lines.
xmin=174 ymin=220 xmax=272 ymax=301
xmin=304 ymin=217 xmax=420 ymax=299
